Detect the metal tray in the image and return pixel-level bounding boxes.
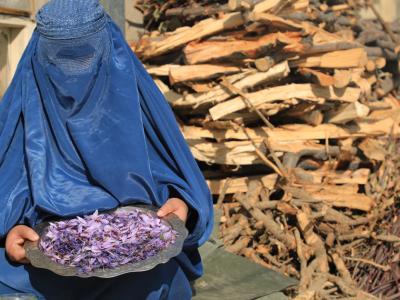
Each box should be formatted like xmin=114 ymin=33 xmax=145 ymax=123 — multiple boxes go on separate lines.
xmin=24 ymin=205 xmax=188 ymax=278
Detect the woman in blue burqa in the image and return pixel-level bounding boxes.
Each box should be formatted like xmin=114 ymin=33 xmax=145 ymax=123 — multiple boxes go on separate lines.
xmin=0 ymin=0 xmax=213 ymax=299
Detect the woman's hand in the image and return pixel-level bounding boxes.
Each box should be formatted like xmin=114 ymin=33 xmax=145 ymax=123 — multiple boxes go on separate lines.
xmin=5 ymin=225 xmax=39 ymax=264
xmin=157 ymin=198 xmax=189 ymax=223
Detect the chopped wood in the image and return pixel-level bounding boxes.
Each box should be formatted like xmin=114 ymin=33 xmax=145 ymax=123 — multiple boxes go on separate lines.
xmin=164 ymin=3 xmax=231 ymax=18
xmin=228 ymin=0 xmax=253 ymax=11
xmin=169 ymin=64 xmax=242 ymax=84
xmin=138 ymin=13 xmax=245 ymax=59
xmin=209 ymin=84 xmax=361 ymax=120
xmin=147 ymin=64 xmax=180 ymax=76
xmin=136 ymin=1 xmax=400 ymax=298
xmin=302 ymin=41 xmax=362 ymax=56
xmin=254 ymin=56 xmax=275 ymax=72
xmin=374 ymin=57 xmax=386 ymax=69
xmin=183 ymin=32 xmax=301 ymax=65
xmin=290 ymin=48 xmax=368 ymax=69
xmin=326 ymin=101 xmax=370 ymax=124
xmin=249 ymin=12 xmax=310 ymax=32
xmin=292 ymin=168 xmax=370 ymax=185
xmin=299 ymin=68 xmax=335 ymax=87
xmin=252 ymin=0 xmax=309 ymax=14
xmin=207 ymin=174 xmax=278 ymax=194
xmin=175 ymin=62 xmax=290 ymax=108
xmin=153 ymin=79 xmax=182 ymax=103
xmin=333 ymin=69 xmax=353 ymax=88
xmin=301 ymin=185 xmax=374 ymax=211
xmin=358 ymin=139 xmax=386 ymax=161
xmin=182 ymin=118 xmax=398 ymax=144
xmin=252 ymin=0 xmax=282 ymax=13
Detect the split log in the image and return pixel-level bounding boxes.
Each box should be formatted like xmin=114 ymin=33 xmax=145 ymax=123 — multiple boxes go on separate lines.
xmin=207 ymin=174 xmax=278 ymax=194
xmin=184 ymin=82 xmax=215 ymax=93
xmin=300 ymin=184 xmax=375 ymax=211
xmin=281 ymin=103 xmax=324 ymax=126
xmin=252 ymin=0 xmax=282 ymax=13
xmin=147 ymin=64 xmax=180 ymax=76
xmin=374 ymin=57 xmax=386 ymax=69
xmin=183 ymin=32 xmax=301 ymax=64
xmin=299 ymin=68 xmax=335 ymax=87
xmin=174 ymin=61 xmax=290 ymax=108
xmin=165 ymin=4 xmax=231 ymax=17
xmin=300 ymin=41 xmax=362 ymax=56
xmin=290 ymin=48 xmax=368 ymax=69
xmin=183 ymin=116 xmax=399 ymax=146
xmin=187 ymin=139 xmax=263 ymax=165
xmin=333 ymin=69 xmax=353 ymax=88
xmin=326 ymin=101 xmax=370 ymax=124
xmin=252 ymin=0 xmax=309 ymax=14
xmin=292 ymin=168 xmax=370 ymax=185
xmin=358 ymin=139 xmax=386 ymax=161
xmin=209 ymin=84 xmax=361 ymax=120
xmin=138 ymin=13 xmax=245 ymax=59
xmin=254 ymin=56 xmax=275 ymax=72
xmin=228 ymin=0 xmax=254 ymax=11
xmin=249 ymin=12 xmax=310 ymax=32
xmin=153 ymin=79 xmax=182 ymax=103
xmin=169 ymin=64 xmax=242 ymax=84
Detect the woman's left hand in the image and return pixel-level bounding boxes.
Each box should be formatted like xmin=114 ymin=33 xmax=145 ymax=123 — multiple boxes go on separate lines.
xmin=157 ymin=198 xmax=189 ymax=223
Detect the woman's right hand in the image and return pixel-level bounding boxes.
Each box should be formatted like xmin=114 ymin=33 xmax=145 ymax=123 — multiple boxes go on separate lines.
xmin=5 ymin=225 xmax=39 ymax=264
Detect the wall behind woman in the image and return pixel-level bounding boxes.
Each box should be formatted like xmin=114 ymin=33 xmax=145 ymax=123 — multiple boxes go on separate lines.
xmin=99 ymin=0 xmax=125 ymax=35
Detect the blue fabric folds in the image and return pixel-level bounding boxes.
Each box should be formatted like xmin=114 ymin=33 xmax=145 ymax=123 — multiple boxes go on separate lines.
xmin=0 ymin=0 xmax=213 ymax=294
xmin=36 ymin=0 xmax=107 ymax=39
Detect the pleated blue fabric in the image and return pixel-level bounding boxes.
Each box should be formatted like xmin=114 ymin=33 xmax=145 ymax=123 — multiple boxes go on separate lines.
xmin=0 ymin=0 xmax=213 ymax=298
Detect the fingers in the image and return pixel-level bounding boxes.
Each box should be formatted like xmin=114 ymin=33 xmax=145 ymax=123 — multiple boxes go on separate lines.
xmin=5 ymin=225 xmax=38 ymax=264
xmin=157 ymin=198 xmax=189 ymax=223
xmin=7 ymin=242 xmax=29 ymax=263
xmin=6 ymin=236 xmax=29 ymax=263
xmin=17 ymin=226 xmax=39 ymax=242
xmin=157 ymin=200 xmax=176 ymax=218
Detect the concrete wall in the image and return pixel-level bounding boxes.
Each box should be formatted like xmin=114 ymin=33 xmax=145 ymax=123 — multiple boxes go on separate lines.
xmin=100 ymin=0 xmax=125 ymax=34
xmin=125 ymin=0 xmax=144 ymax=43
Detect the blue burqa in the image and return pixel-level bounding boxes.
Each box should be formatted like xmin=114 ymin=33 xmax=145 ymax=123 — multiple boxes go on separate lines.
xmin=0 ymin=0 xmax=213 ymax=299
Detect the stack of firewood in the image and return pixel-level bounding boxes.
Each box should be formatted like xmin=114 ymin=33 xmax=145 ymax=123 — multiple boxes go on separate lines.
xmin=134 ymin=0 xmax=400 ymax=299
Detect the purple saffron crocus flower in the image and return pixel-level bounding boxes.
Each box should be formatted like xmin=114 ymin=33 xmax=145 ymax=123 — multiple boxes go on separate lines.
xmin=39 ymin=209 xmax=177 ymax=273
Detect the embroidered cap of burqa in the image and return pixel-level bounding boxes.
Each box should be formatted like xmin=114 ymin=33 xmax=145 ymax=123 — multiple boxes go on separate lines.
xmin=0 ymin=0 xmax=213 ymax=281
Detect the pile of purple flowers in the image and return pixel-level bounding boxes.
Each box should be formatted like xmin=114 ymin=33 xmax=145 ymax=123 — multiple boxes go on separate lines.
xmin=40 ymin=209 xmax=177 ymax=273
